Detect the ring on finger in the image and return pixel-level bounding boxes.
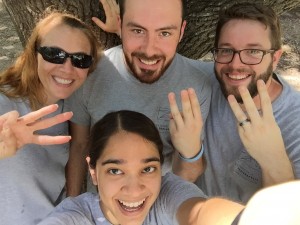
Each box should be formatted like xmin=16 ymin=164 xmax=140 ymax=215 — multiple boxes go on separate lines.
xmin=239 ymin=118 xmax=251 ymax=127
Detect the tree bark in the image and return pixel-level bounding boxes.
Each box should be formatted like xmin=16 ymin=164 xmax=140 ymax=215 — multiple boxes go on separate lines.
xmin=3 ymin=0 xmax=300 ymax=59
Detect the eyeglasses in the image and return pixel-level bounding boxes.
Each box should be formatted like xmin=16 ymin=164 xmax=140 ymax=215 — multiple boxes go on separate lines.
xmin=211 ymin=48 xmax=276 ymax=65
xmin=37 ymin=46 xmax=93 ymax=69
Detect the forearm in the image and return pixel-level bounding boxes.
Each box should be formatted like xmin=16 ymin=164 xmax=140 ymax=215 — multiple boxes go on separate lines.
xmin=177 ymin=197 xmax=244 ymax=225
xmin=66 ymin=145 xmax=87 ymax=196
xmin=260 ymin=150 xmax=294 ymax=187
xmin=196 ymin=198 xmax=244 ymax=225
xmin=173 ymin=151 xmax=205 ymax=182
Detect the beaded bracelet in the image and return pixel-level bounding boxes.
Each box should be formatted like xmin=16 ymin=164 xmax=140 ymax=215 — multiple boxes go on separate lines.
xmin=179 ymin=144 xmax=204 ymax=162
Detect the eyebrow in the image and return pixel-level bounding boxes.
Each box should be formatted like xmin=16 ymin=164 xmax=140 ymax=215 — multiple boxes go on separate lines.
xmin=101 ymin=157 xmax=161 ymax=166
xmin=126 ymin=22 xmax=178 ymax=32
xmin=219 ymin=43 xmax=265 ymax=48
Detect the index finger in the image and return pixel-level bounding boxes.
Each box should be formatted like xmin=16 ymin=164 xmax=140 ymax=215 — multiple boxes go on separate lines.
xmin=28 ymin=112 xmax=73 ymax=131
xmin=238 ymin=86 xmax=261 ymax=124
xmin=257 ymin=80 xmax=274 ymax=121
xmin=32 ymin=135 xmax=71 ymax=146
xmin=18 ymin=104 xmax=59 ymax=124
xmin=168 ymin=92 xmax=184 ymax=129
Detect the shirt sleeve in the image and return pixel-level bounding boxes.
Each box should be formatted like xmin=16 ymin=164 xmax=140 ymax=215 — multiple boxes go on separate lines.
xmin=158 ymin=173 xmax=207 ymax=224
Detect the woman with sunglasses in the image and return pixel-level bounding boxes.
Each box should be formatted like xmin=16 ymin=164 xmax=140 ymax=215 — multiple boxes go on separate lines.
xmin=0 ymin=11 xmax=102 ymax=225
xmin=39 ymin=109 xmax=244 ymax=225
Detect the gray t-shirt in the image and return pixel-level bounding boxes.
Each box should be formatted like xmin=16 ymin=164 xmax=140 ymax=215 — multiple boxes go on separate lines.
xmin=193 ymin=62 xmax=300 ymax=203
xmin=0 ymin=94 xmax=69 ymax=225
xmin=65 ymin=45 xmax=211 ymax=175
xmin=38 ymin=172 xmax=206 ymax=225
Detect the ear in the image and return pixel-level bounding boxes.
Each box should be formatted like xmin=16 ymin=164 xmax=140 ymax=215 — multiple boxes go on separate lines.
xmin=86 ymin=157 xmax=98 ymax=186
xmin=179 ymin=20 xmax=187 ymax=42
xmin=272 ymin=48 xmax=283 ymax=71
xmin=118 ymin=16 xmax=122 ymax=38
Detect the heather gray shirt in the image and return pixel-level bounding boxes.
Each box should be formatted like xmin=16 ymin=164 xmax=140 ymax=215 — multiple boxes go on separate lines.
xmin=193 ymin=62 xmax=300 ymax=203
xmin=0 ymin=94 xmax=69 ymax=225
xmin=38 ymin=173 xmax=206 ymax=225
xmin=65 ymin=45 xmax=211 ymax=175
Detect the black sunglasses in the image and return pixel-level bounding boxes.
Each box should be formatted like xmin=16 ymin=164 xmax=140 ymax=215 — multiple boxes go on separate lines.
xmin=37 ymin=46 xmax=93 ymax=69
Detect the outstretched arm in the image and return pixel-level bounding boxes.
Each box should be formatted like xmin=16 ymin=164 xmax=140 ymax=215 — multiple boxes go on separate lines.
xmin=228 ymin=80 xmax=294 ymax=186
xmin=0 ymin=104 xmax=72 ymax=159
xmin=177 ymin=197 xmax=244 ymax=225
xmin=169 ymin=88 xmax=205 ymax=182
xmin=92 ymin=0 xmax=121 ymax=35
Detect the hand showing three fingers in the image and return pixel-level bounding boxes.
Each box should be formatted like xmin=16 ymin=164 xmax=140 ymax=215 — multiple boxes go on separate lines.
xmin=168 ymin=88 xmax=203 ymax=158
xmin=0 ymin=104 xmax=73 ymax=159
xmin=228 ymin=80 xmax=285 ymax=167
xmin=92 ymin=0 xmax=120 ymax=35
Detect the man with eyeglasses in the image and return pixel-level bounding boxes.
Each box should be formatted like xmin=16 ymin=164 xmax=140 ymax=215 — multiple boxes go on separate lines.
xmin=193 ymin=3 xmax=300 ymax=203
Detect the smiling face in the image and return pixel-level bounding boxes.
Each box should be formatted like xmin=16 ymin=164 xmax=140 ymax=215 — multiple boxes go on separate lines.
xmin=37 ymin=23 xmax=91 ymax=105
xmin=88 ymin=131 xmax=162 ymax=225
xmin=214 ymin=19 xmax=282 ymax=103
xmin=120 ymin=0 xmax=186 ymax=84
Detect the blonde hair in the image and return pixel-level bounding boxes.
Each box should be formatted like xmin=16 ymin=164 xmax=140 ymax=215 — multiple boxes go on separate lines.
xmin=0 ymin=12 xmax=102 ymax=110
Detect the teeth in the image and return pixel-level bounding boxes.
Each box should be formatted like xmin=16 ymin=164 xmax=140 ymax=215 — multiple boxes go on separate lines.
xmin=119 ymin=198 xmax=146 ymax=208
xmin=140 ymin=59 xmax=158 ymax=65
xmin=54 ymin=76 xmax=73 ymax=85
xmin=228 ymin=74 xmax=249 ymax=80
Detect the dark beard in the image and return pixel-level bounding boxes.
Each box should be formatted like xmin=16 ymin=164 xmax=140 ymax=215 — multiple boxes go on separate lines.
xmin=215 ymin=62 xmax=273 ymax=103
xmin=123 ymin=51 xmax=171 ymax=84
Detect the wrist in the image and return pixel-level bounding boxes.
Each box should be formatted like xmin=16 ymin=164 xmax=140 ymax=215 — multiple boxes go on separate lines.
xmin=179 ymin=143 xmax=204 ymax=163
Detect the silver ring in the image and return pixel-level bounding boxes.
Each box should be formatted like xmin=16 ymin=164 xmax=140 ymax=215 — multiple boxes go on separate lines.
xmin=239 ymin=118 xmax=251 ymax=127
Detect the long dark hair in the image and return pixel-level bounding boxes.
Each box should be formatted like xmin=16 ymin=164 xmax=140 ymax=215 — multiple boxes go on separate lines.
xmin=88 ymin=110 xmax=164 ymax=169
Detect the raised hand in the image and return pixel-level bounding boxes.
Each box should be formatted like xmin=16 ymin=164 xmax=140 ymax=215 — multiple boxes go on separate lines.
xmin=168 ymin=88 xmax=203 ymax=158
xmin=0 ymin=104 xmax=73 ymax=159
xmin=228 ymin=80 xmax=294 ymax=185
xmin=92 ymin=0 xmax=120 ymax=35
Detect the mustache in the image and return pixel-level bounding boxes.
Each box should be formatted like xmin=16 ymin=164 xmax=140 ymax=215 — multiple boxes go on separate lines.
xmin=221 ymin=67 xmax=254 ymax=74
xmin=132 ymin=52 xmax=163 ymax=61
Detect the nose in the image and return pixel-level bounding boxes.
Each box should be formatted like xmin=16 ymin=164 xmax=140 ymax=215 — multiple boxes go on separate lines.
xmin=229 ymin=52 xmax=244 ymax=67
xmin=141 ymin=33 xmax=157 ymax=56
xmin=61 ymin=57 xmax=74 ymax=72
xmin=122 ymin=175 xmax=145 ymax=196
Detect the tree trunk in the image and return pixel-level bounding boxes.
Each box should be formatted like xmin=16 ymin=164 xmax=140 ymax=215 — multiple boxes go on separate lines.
xmin=3 ymin=0 xmax=300 ymax=59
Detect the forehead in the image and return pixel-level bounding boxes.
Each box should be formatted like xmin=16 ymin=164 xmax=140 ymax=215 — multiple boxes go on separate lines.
xmin=123 ymin=0 xmax=182 ymax=28
xmin=39 ymin=23 xmax=91 ymax=52
xmin=218 ymin=19 xmax=272 ymax=48
xmin=100 ymin=132 xmax=159 ymax=161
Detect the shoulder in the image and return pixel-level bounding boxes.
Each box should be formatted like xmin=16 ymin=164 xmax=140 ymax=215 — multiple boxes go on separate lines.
xmin=275 ymin=74 xmax=300 ymax=108
xmin=84 ymin=45 xmax=123 ymax=84
xmin=161 ymin=172 xmax=206 ymax=198
xmin=0 ymin=93 xmax=29 ymax=115
xmin=39 ymin=193 xmax=97 ymax=225
xmin=0 ymin=93 xmax=13 ymax=107
xmin=177 ymin=55 xmax=214 ymax=77
xmin=147 ymin=173 xmax=206 ymax=224
xmin=53 ymin=193 xmax=98 ymax=216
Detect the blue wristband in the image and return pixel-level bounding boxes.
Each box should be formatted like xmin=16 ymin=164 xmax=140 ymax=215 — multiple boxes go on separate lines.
xmin=179 ymin=144 xmax=204 ymax=162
